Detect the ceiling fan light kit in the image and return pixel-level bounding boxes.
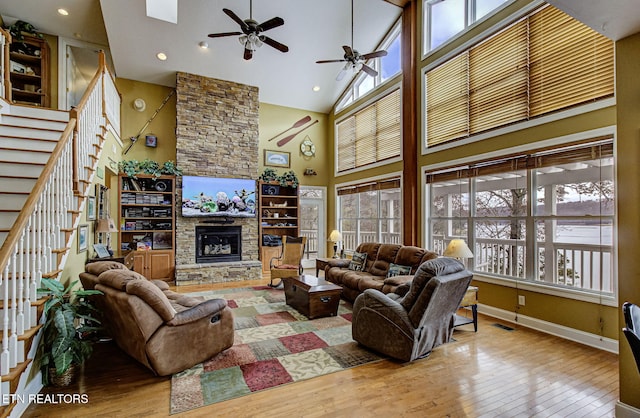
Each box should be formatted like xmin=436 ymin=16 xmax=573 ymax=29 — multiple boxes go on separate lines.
xmin=208 ymin=0 xmax=288 ymax=60
xmin=316 ymin=0 xmax=388 ymax=81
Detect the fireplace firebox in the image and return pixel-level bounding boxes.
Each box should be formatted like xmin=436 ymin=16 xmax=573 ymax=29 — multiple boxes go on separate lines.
xmin=195 ymin=225 xmax=241 ymax=263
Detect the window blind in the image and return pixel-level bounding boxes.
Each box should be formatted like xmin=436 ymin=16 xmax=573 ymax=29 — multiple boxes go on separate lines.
xmin=425 ymin=5 xmax=614 ymax=148
xmin=337 ymin=88 xmax=401 ymax=172
xmin=425 ymin=138 xmax=613 ymax=183
xmin=529 ymin=6 xmax=614 ymax=116
xmin=337 ymin=178 xmax=401 ymax=196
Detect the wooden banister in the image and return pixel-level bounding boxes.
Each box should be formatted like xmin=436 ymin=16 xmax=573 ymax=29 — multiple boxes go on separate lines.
xmin=0 ymin=28 xmax=11 ymax=101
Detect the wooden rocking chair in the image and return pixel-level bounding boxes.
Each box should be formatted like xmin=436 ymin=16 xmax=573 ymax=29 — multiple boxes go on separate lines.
xmin=269 ymin=236 xmax=307 ymax=288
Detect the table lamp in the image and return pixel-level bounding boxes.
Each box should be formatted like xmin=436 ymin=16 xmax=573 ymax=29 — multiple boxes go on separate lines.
xmin=443 ymin=239 xmax=474 ymax=267
xmin=95 ymin=217 xmax=118 ymax=255
xmin=328 ymin=230 xmax=343 ymax=259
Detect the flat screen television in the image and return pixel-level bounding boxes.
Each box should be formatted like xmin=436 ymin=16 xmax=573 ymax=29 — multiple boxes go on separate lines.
xmin=181 ymin=176 xmax=256 ymax=217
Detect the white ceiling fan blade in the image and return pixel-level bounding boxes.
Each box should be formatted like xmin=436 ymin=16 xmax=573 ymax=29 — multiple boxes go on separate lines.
xmin=336 ymin=69 xmax=348 ymax=81
xmin=146 ymin=0 xmax=178 ymax=24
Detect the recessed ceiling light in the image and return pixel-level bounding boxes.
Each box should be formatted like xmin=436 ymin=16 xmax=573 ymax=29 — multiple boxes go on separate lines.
xmin=57 ymin=8 xmax=69 ymax=16
xmin=312 ymin=86 xmax=321 ymax=92
xmin=199 ymin=41 xmax=209 ymax=49
xmin=156 ymin=52 xmax=167 ymax=61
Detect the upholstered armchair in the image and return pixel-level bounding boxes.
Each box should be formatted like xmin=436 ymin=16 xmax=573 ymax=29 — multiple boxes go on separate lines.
xmin=352 ymin=257 xmax=473 ymax=362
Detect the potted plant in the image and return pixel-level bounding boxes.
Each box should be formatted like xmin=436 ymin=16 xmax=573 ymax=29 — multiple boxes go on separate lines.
xmin=118 ymin=159 xmax=182 ymax=179
xmin=7 ymin=20 xmax=43 ymax=42
xmin=36 ymin=278 xmax=103 ymax=386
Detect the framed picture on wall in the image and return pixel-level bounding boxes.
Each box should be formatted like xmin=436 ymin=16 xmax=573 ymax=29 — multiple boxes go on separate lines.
xmin=87 ymin=196 xmax=96 ymax=220
xmin=264 ymin=150 xmax=290 ymax=168
xmin=78 ymin=224 xmax=88 ymax=252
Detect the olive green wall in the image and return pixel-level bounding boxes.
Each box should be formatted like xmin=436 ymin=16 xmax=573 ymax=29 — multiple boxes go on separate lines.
xmin=258 ymin=103 xmax=329 ymax=188
xmin=59 ymin=130 xmax=122 ymax=287
xmin=615 ymin=31 xmax=640 ymax=410
xmin=115 ymin=78 xmax=177 ymax=163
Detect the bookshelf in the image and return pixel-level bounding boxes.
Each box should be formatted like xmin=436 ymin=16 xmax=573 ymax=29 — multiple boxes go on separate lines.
xmin=258 ymin=181 xmax=300 ymax=274
xmin=118 ymin=174 xmax=175 ymax=281
xmin=9 ymin=35 xmax=50 ymax=107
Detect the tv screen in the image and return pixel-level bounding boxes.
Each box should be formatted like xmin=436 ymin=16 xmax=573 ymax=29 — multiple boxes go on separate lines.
xmin=181 ymin=176 xmax=256 ymax=217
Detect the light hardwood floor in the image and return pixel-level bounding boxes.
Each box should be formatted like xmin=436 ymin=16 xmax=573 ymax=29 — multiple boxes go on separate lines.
xmin=24 ymin=278 xmax=619 ymax=417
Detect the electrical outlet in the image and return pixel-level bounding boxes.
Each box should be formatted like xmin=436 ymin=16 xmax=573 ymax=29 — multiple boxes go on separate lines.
xmin=518 ymin=295 xmax=526 ymax=306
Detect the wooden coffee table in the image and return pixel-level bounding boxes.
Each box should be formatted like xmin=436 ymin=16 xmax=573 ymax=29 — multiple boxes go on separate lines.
xmin=283 ymin=275 xmax=342 ymax=319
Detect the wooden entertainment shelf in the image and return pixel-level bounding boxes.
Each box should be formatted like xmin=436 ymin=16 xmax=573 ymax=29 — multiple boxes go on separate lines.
xmin=118 ymin=174 xmax=175 ymax=281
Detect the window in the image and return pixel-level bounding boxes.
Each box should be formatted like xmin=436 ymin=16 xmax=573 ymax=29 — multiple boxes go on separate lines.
xmin=426 ymin=139 xmax=615 ymax=295
xmin=335 ymin=20 xmax=402 ymax=112
xmin=337 ymin=178 xmax=402 ymax=251
xmin=336 ymin=87 xmax=401 ymax=173
xmin=424 ymin=0 xmax=510 ymax=53
xmin=424 ymin=5 xmax=614 ymax=148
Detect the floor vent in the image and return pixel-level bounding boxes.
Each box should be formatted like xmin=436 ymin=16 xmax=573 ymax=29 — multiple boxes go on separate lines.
xmin=492 ymin=323 xmax=515 ymax=331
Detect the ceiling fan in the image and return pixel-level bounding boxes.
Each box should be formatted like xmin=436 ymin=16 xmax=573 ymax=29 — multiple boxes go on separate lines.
xmin=208 ymin=0 xmax=289 ymax=61
xmin=316 ymin=0 xmax=388 ymax=81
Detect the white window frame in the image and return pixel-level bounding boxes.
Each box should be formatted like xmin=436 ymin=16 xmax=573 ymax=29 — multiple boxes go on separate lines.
xmin=421 ymin=126 xmax=618 ymax=307
xmin=422 ymin=0 xmax=516 ymax=58
xmin=336 ymin=172 xmax=404 ymax=253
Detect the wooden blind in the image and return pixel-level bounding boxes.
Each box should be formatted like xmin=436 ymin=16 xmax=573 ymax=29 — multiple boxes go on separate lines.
xmin=529 ymin=6 xmax=614 ymax=116
xmin=337 ymin=178 xmax=401 ymax=196
xmin=425 ymin=5 xmax=614 ymax=148
xmin=425 ymin=138 xmax=613 ymax=183
xmin=426 ymin=53 xmax=469 ymax=146
xmin=469 ymin=20 xmax=529 ymax=133
xmin=337 ymin=88 xmax=401 ymax=172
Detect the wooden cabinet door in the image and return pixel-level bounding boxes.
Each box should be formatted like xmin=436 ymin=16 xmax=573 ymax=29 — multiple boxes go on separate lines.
xmin=131 ymin=251 xmax=146 ymax=276
xmin=148 ymin=250 xmax=174 ymax=280
xmin=261 ymin=245 xmax=282 ymax=275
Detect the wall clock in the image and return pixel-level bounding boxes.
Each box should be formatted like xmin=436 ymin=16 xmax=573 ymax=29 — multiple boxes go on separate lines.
xmin=300 ymin=136 xmax=316 ymax=157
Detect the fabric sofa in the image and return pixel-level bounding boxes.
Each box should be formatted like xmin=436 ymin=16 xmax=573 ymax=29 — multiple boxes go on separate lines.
xmin=324 ymin=243 xmax=438 ymax=302
xmin=80 ymin=261 xmax=234 ymax=376
xmin=352 ymin=257 xmax=473 ymax=361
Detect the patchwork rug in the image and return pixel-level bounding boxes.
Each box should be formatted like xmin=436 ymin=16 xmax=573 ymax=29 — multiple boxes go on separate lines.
xmin=170 ymin=286 xmax=383 ymax=414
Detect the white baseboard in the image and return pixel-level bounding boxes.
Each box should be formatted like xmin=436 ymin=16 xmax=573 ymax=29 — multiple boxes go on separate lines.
xmin=616 ymin=401 xmax=640 ymax=418
xmin=478 ymin=304 xmax=619 ymax=353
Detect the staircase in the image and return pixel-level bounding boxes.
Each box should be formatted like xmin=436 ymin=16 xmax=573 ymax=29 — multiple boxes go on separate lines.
xmin=0 ymin=50 xmax=121 ymax=417
xmin=0 ymin=107 xmax=70 ymax=249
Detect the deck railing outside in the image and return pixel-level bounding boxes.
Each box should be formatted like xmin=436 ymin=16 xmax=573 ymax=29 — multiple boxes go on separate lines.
xmin=432 ymin=236 xmax=613 ymax=294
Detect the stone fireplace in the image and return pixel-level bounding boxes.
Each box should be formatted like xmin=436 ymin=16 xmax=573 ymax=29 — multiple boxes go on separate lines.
xmin=174 ymin=72 xmax=262 ymax=284
xmin=195 ymin=225 xmax=242 ymax=264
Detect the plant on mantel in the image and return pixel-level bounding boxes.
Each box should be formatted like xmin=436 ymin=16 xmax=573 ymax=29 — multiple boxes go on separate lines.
xmin=118 ymin=159 xmax=183 ymax=179
xmin=259 ymin=168 xmax=299 ymax=188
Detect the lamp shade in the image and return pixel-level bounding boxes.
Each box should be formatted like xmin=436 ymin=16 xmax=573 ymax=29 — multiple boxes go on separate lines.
xmin=328 ymin=230 xmax=342 ymax=242
xmin=443 ymin=239 xmax=474 ymax=259
xmin=95 ymin=218 xmax=118 ymax=233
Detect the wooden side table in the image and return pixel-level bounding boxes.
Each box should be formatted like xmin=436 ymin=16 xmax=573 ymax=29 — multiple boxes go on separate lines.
xmin=454 ymin=286 xmax=478 ymax=331
xmin=315 ymin=257 xmax=332 ymax=276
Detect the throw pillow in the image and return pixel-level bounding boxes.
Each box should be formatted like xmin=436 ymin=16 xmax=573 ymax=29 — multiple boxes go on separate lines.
xmin=348 ymin=252 xmax=368 ymax=271
xmin=386 ymin=263 xmax=412 ymax=278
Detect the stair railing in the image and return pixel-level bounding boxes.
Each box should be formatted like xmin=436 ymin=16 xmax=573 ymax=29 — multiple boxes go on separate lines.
xmin=0 ymin=28 xmax=9 ymax=100
xmin=0 ymin=50 xmax=120 ymax=380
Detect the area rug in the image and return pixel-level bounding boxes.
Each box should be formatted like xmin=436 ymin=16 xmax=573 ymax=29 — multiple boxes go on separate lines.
xmin=169 ymin=286 xmax=383 ymax=414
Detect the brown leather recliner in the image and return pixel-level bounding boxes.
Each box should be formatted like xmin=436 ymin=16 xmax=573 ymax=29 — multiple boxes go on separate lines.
xmin=80 ymin=261 xmax=234 ymax=376
xmin=351 ymin=257 xmax=473 ymax=362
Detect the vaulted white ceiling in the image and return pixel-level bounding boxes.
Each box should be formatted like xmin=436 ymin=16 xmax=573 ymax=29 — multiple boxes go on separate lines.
xmin=0 ymin=0 xmax=639 ymax=113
